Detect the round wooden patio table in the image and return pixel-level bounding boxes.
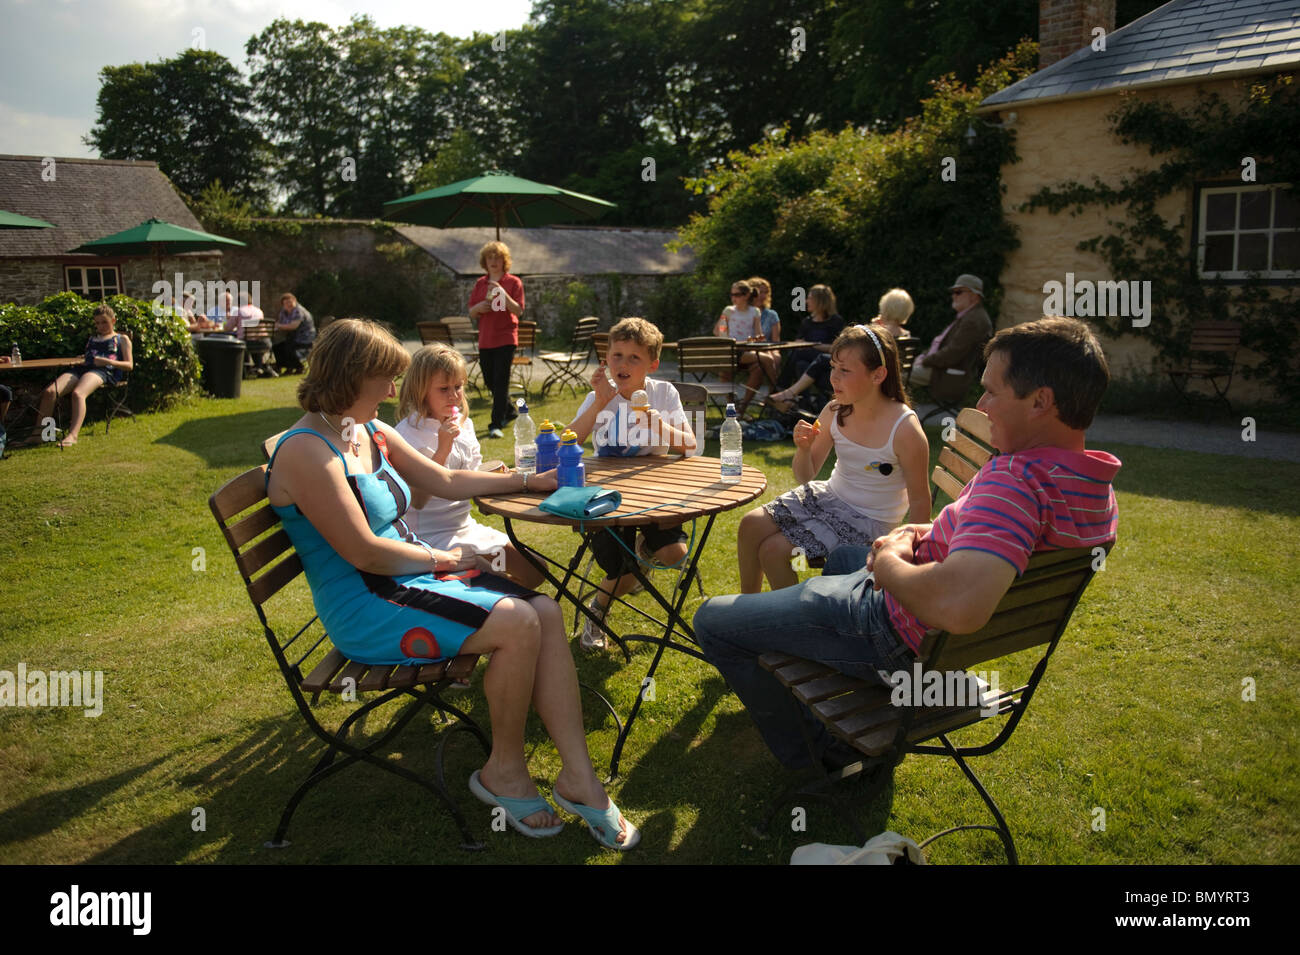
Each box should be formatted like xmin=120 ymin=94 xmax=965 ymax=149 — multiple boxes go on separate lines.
xmin=476 ymin=453 xmax=766 ymax=776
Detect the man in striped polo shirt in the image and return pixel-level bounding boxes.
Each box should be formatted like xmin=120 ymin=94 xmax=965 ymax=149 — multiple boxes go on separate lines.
xmin=694 ymin=316 xmax=1120 ymax=770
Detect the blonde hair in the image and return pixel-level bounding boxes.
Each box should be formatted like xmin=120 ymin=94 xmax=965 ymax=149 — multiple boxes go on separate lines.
xmin=398 ymin=344 xmax=468 ymax=421
xmin=297 ymin=318 xmax=409 ymax=414
xmin=746 ymin=276 xmax=772 ymax=308
xmin=478 ymin=240 xmax=512 ymax=273
xmin=609 ymin=316 xmax=664 ymax=362
xmin=876 ymin=288 xmax=914 ymax=326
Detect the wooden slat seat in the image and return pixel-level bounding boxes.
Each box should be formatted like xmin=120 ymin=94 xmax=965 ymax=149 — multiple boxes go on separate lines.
xmin=758 ymin=544 xmax=1108 ymax=864
xmin=209 ymin=460 xmax=491 ymax=850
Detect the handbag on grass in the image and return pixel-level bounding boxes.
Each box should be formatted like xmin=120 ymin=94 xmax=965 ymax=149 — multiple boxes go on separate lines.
xmin=538 ymin=485 xmax=622 ymax=519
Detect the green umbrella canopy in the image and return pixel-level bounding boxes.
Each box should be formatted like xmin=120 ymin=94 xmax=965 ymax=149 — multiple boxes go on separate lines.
xmin=0 ymin=209 xmax=55 ymax=229
xmin=69 ymin=217 xmax=246 ymax=256
xmin=383 ymin=173 xmax=617 ymax=239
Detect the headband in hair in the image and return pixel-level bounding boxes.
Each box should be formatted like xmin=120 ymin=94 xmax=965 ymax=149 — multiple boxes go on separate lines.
xmin=853 ymin=324 xmax=886 ymax=366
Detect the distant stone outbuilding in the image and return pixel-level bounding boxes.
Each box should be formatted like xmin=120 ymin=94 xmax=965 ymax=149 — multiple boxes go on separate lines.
xmin=0 ymin=155 xmax=223 ymax=305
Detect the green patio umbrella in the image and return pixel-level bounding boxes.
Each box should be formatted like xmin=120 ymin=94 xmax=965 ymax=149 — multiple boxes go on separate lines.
xmin=0 ymin=209 xmax=55 ymax=229
xmin=382 ymin=172 xmax=617 ymax=239
xmin=69 ymin=217 xmax=246 ymax=280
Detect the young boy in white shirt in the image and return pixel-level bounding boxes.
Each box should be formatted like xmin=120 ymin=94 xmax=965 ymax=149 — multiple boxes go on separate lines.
xmin=568 ymin=317 xmax=697 ymax=650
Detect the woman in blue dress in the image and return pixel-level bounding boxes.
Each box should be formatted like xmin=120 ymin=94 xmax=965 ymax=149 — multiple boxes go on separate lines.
xmin=265 ymin=318 xmax=638 ymax=850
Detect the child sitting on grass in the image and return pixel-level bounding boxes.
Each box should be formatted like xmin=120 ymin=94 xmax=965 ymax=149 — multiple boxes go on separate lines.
xmin=568 ymin=317 xmax=697 ymax=650
xmin=394 ymin=344 xmax=542 ymax=587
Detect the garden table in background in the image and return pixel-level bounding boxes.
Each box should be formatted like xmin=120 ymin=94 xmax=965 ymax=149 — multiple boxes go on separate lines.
xmin=476 ymin=453 xmax=766 ymax=776
xmin=1 ymin=357 xmax=84 ymax=440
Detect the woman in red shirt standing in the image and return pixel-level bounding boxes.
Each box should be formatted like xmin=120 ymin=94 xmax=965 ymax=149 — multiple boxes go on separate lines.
xmin=467 ymin=241 xmax=526 ymax=438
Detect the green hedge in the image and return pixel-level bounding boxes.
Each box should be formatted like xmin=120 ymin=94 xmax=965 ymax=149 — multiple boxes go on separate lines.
xmin=0 ymin=292 xmax=200 ymax=412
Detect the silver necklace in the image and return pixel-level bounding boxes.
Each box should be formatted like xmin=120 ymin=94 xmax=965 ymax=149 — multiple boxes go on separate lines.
xmin=318 ymin=411 xmax=361 ymax=456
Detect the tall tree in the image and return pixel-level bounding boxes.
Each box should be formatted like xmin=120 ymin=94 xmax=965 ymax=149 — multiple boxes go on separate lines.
xmin=246 ymin=19 xmax=350 ymax=214
xmin=86 ymin=49 xmax=267 ymax=202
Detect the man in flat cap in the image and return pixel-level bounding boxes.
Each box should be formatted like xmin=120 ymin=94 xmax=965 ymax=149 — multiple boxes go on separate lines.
xmin=910 ymin=274 xmax=993 ymax=406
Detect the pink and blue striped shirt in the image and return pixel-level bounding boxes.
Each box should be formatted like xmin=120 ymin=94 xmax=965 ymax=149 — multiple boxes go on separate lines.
xmin=886 ymin=446 xmax=1121 ymax=652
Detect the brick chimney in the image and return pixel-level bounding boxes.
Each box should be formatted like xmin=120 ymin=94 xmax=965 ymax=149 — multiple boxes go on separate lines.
xmin=1040 ymin=0 xmax=1117 ymax=68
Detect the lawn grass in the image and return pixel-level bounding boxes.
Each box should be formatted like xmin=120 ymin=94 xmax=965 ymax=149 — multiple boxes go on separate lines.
xmin=1 ymin=377 xmax=1297 ymax=865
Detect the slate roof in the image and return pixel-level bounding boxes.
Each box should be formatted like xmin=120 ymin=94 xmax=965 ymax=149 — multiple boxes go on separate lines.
xmin=393 ymin=224 xmax=695 ymax=276
xmin=982 ymin=0 xmax=1300 ymax=109
xmin=0 ymin=155 xmax=207 ymax=259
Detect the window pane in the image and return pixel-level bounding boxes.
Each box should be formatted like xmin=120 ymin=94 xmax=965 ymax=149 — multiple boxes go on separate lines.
xmin=67 ymin=268 xmax=82 ymax=288
xmin=1238 ymin=233 xmax=1268 ymax=271
xmin=1205 ymin=192 xmax=1236 ymax=231
xmin=1203 ymin=234 xmax=1234 ymax=271
xmin=1240 ymin=190 xmax=1270 ymax=230
xmin=1273 ymin=231 xmax=1300 ymax=271
xmin=1275 ymin=189 xmax=1298 ymax=229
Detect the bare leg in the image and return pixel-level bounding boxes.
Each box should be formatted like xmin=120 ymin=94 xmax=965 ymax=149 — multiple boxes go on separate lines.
xmin=61 ymin=373 xmax=106 ymax=445
xmin=738 ymin=506 xmax=783 ymax=593
xmin=758 ymin=531 xmax=801 ymax=590
xmin=503 ymin=544 xmax=544 ymax=588
xmin=526 ymin=595 xmax=632 ymax=843
xmin=459 ymin=597 xmax=558 ymax=829
xmin=769 ymin=372 xmax=816 ymax=410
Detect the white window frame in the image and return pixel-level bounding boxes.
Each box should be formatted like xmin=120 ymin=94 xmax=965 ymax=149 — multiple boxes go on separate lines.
xmin=1196 ymin=183 xmax=1299 ymax=280
xmin=64 ymin=264 xmax=122 ymax=300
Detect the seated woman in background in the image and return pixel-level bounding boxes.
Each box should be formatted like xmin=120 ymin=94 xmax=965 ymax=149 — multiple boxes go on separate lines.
xmin=770 ymin=287 xmax=913 ymax=413
xmin=264 ymin=318 xmax=638 ymax=850
xmin=21 ymin=304 xmax=132 ymax=448
xmin=774 ymin=283 xmax=844 ymax=394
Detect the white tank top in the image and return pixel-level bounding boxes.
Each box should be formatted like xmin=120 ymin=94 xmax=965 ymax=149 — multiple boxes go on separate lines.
xmin=825 ymin=403 xmax=915 ymax=521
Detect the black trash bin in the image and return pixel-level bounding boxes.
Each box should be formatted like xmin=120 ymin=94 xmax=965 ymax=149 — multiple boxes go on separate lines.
xmin=195 ymin=336 xmax=246 ymax=399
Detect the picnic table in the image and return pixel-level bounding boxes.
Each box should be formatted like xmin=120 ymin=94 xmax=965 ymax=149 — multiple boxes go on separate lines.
xmin=476 ymin=453 xmax=766 ymax=775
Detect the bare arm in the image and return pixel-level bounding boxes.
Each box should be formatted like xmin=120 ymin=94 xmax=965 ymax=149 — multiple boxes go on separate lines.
xmin=569 ymin=367 xmax=618 ymax=445
xmin=872 ymin=538 xmax=1017 ymax=634
xmin=376 ymin=420 xmax=556 ymax=499
xmin=270 ymin=434 xmax=455 ymax=575
xmin=792 ymin=404 xmax=835 ymax=484
xmin=894 ymin=413 xmax=932 ymax=523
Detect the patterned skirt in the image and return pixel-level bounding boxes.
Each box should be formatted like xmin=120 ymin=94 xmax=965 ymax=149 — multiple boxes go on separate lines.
xmin=762 ymin=480 xmax=898 ymax=561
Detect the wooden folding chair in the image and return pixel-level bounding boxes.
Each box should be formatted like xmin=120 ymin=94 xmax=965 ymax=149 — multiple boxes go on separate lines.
xmin=1167 ymin=320 xmax=1241 ymax=412
xmin=89 ymin=330 xmax=135 ymax=436
xmin=676 ymin=336 xmax=739 ymax=422
xmin=759 ymin=544 xmax=1110 ymax=863
xmin=539 ymin=316 xmax=600 ymax=398
xmin=438 ymin=316 xmax=483 ymax=396
xmin=416 ymin=321 xmax=454 ymax=347
xmin=593 ymin=332 xmax=610 ymax=365
xmin=929 ymin=408 xmax=994 ymax=513
xmin=209 ymin=463 xmax=490 ymax=850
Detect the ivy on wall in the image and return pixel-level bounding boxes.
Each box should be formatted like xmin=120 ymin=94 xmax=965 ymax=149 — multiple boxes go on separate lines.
xmin=1023 ymin=75 xmax=1299 ymax=401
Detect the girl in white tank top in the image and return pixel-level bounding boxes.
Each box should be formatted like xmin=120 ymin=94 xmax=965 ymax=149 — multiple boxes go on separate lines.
xmin=736 ymin=324 xmax=932 ymax=593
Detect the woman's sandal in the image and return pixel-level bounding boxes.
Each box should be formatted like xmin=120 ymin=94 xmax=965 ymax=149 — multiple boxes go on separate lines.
xmin=553 ymin=791 xmax=641 ymax=851
xmin=469 ymin=771 xmax=564 ymax=838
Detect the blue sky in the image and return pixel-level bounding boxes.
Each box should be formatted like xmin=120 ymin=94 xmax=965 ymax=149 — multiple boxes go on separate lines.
xmin=0 ymin=0 xmax=535 ymax=158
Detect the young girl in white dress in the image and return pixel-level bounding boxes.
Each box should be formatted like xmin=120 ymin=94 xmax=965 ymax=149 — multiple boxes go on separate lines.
xmin=394 ymin=345 xmax=543 ymax=587
xmin=736 ymin=324 xmax=932 ymax=593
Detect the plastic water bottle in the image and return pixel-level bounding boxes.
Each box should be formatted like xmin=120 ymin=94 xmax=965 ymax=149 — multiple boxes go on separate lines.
xmin=557 ymin=429 xmax=586 ymax=487
xmin=720 ymin=403 xmax=742 ymax=484
xmin=535 ymin=420 xmax=560 ymax=472
xmin=10 ymin=344 xmax=20 ymax=366
xmin=513 ymin=399 xmax=537 ymax=474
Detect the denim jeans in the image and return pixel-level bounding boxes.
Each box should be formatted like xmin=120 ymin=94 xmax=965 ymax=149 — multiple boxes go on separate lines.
xmin=694 ymin=567 xmax=915 ymax=768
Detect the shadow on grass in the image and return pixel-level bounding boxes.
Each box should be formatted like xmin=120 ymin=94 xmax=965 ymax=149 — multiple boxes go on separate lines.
xmin=1104 ymin=441 xmax=1300 ymax=517
xmin=155 ymin=408 xmax=303 ymax=470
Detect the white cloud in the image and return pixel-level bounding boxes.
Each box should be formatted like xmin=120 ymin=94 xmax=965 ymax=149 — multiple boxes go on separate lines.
xmin=0 ymin=101 xmax=96 ymax=159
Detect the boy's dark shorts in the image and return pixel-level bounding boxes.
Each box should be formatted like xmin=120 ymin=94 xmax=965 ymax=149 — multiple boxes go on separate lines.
xmin=590 ymin=523 xmax=688 ymax=577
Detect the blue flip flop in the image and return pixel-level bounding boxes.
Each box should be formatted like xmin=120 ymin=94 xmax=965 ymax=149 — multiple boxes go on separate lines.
xmin=553 ymin=791 xmax=641 ymax=851
xmin=469 ymin=771 xmax=564 ymax=838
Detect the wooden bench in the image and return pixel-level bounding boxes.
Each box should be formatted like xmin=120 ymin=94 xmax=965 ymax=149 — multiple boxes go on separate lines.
xmin=758 ymin=544 xmax=1109 ymax=864
xmin=1167 ymin=320 xmax=1241 ymax=411
xmin=209 ymin=464 xmax=489 ymax=850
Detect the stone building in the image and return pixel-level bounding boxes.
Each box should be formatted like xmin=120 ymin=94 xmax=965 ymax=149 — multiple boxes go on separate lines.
xmin=0 ymin=155 xmax=222 ymax=306
xmin=978 ymin=0 xmax=1299 ymax=396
